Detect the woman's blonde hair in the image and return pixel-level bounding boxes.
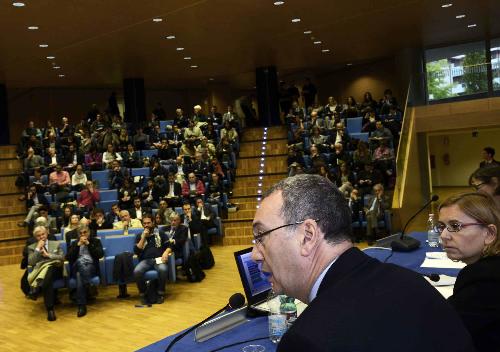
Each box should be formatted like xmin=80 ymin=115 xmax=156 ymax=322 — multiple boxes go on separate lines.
xmin=439 ymin=192 xmax=500 ymax=257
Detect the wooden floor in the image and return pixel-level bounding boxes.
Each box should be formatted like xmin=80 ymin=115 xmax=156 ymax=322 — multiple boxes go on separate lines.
xmin=0 ymin=187 xmax=469 ymax=352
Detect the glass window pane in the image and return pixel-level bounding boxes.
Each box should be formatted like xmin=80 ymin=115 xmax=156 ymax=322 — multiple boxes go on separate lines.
xmin=491 ymin=38 xmax=500 ymax=92
xmin=425 ymin=41 xmax=488 ymax=101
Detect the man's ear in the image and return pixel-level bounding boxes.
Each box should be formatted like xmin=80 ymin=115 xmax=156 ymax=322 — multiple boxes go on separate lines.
xmin=300 ymin=219 xmax=321 ymax=257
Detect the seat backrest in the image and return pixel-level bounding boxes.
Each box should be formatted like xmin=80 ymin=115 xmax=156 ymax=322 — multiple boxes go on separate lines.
xmin=99 ymin=200 xmax=115 ymax=214
xmin=350 ymin=132 xmax=369 ymax=143
xmin=130 ymin=167 xmax=151 ymax=178
xmin=102 ymin=235 xmax=136 ymax=257
xmin=91 ymin=170 xmax=110 ymax=189
xmin=210 ymin=204 xmax=219 ymax=218
xmin=346 ymin=117 xmax=363 ymax=133
xmin=140 ymin=150 xmax=158 ymax=159
xmin=99 ymin=189 xmax=118 ymax=202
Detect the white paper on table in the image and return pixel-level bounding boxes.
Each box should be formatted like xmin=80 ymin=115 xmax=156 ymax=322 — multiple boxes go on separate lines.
xmin=432 ymin=285 xmax=454 ymax=299
xmin=421 ymin=252 xmax=466 ymax=269
xmin=424 ymin=275 xmax=456 ymax=287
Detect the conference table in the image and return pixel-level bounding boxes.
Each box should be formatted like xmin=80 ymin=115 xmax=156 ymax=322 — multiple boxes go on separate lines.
xmin=137 ymin=232 xmax=460 ymax=352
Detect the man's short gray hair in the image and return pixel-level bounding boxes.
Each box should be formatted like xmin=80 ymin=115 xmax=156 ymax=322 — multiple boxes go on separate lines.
xmin=33 ymin=225 xmax=48 ymax=236
xmin=263 ymin=174 xmax=352 ymax=244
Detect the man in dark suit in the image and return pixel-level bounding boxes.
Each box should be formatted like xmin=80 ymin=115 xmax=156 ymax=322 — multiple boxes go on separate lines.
xmin=165 ymin=173 xmax=182 ymax=207
xmin=18 ymin=185 xmax=49 ymax=227
xmin=194 ymin=198 xmax=217 ymax=244
xmin=105 ymin=203 xmax=121 ymax=225
xmin=129 ymin=197 xmax=151 ymax=221
xmin=480 ymin=147 xmax=500 ymax=168
xmin=160 ymin=213 xmax=189 ymax=259
xmin=181 ymin=202 xmax=207 ymax=247
xmin=251 ymin=174 xmax=475 ymax=352
xmin=364 ymin=183 xmax=391 ymax=245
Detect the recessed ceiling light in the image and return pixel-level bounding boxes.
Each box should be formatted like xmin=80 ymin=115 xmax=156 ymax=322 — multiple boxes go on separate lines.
xmin=347 ymin=63 xmax=353 ymax=66
xmin=152 ymin=18 xmax=163 ymax=22
xmin=58 ymin=74 xmax=65 ymax=78
xmin=208 ymin=78 xmax=214 ymax=81
xmin=28 ymin=26 xmax=39 ymax=30
xmin=322 ymin=49 xmax=330 ymax=53
xmin=46 ymin=56 xmax=55 ymax=60
xmin=176 ymin=47 xmax=184 ymax=51
xmin=39 ymin=44 xmax=48 ymax=48
xmin=441 ymin=3 xmax=453 ymax=8
xmin=456 ymin=14 xmax=466 ymax=19
xmin=12 ymin=2 xmax=25 ymax=7
xmin=53 ymin=66 xmax=61 ymax=69
xmin=468 ymin=23 xmax=477 ymax=28
xmin=304 ymin=30 xmax=312 ymax=34
xmin=313 ymin=41 xmax=322 ymax=45
xmin=291 ymin=18 xmax=301 ymax=23
xmin=183 ymin=56 xmax=191 ymax=60
xmin=190 ymin=65 xmax=198 ymax=68
xmin=166 ymin=35 xmax=175 ymax=40
xmin=274 ymin=1 xmax=285 ymax=5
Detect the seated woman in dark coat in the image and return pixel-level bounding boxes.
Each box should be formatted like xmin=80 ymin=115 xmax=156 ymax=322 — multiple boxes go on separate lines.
xmin=437 ymin=192 xmax=500 ymax=352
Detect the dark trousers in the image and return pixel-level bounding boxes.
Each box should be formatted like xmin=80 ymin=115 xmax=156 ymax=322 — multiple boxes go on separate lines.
xmin=73 ymin=258 xmax=96 ymax=305
xmin=133 ymin=259 xmax=168 ymax=295
xmin=41 ymin=266 xmax=63 ymax=310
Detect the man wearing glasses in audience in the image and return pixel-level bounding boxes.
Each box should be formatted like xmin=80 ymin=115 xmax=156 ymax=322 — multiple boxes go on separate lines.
xmin=251 ymin=174 xmax=475 ymax=351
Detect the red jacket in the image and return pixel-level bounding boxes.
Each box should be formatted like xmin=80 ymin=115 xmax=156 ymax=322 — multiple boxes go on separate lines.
xmin=182 ymin=180 xmax=205 ymax=198
xmin=78 ymin=189 xmax=100 ymax=208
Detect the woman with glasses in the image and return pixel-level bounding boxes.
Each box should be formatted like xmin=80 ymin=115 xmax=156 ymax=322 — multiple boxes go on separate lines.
xmin=437 ymin=192 xmax=500 ymax=351
xmin=469 ymin=166 xmax=500 ymax=208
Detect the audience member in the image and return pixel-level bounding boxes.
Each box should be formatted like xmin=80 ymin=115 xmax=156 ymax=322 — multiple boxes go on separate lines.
xmin=479 ymin=147 xmax=499 ymax=168
xmin=364 ymin=183 xmax=390 ymax=244
xmin=113 ymin=210 xmax=143 ymax=230
xmin=18 ymin=185 xmax=49 ymax=227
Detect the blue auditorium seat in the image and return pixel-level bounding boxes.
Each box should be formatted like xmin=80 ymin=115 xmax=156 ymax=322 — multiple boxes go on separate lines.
xmin=91 ymin=170 xmax=110 ymax=189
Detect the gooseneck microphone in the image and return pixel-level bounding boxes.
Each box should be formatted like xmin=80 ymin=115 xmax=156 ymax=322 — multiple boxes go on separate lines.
xmin=390 ymin=195 xmax=439 ymax=252
xmin=165 ymin=293 xmax=245 ymax=352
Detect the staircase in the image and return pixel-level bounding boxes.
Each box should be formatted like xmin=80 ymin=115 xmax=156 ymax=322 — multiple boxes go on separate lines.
xmin=223 ymin=126 xmax=289 ymax=245
xmin=0 ymin=146 xmax=27 ymax=266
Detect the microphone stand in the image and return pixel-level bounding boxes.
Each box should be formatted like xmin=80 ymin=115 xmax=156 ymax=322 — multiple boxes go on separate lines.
xmin=390 ymin=195 xmax=438 ymax=252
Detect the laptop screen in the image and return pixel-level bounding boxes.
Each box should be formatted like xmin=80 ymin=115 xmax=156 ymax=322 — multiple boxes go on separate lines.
xmin=234 ymin=247 xmax=272 ymax=305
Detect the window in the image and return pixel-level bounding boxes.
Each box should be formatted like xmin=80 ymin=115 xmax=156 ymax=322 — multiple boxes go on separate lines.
xmin=425 ymin=41 xmax=488 ymax=101
xmin=491 ymin=38 xmax=500 ymax=92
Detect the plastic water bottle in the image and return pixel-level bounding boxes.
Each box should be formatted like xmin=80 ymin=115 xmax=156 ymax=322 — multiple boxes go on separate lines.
xmin=427 ymin=214 xmax=440 ymax=247
xmin=267 ymin=290 xmax=286 ymax=344
xmin=280 ymin=295 xmax=297 ymax=329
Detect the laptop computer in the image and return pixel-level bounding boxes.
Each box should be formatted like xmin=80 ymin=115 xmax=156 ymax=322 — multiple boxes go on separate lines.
xmin=234 ymin=247 xmax=272 ymax=313
xmin=234 ymin=247 xmax=307 ymax=315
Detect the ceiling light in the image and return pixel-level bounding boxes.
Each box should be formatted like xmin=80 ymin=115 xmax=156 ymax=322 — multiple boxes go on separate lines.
xmin=208 ymin=78 xmax=214 ymax=81
xmin=46 ymin=56 xmax=55 ymax=59
xmin=304 ymin=30 xmax=312 ymax=34
xmin=468 ymin=23 xmax=477 ymax=28
xmin=152 ymin=18 xmax=163 ymax=22
xmin=53 ymin=66 xmax=61 ymax=69
xmin=291 ymin=18 xmax=301 ymax=23
xmin=441 ymin=3 xmax=453 ymax=8
xmin=190 ymin=65 xmax=198 ymax=68
xmin=12 ymin=2 xmax=25 ymax=7
xmin=166 ymin=35 xmax=175 ymax=40
xmin=58 ymin=74 xmax=65 ymax=78
xmin=313 ymin=41 xmax=322 ymax=45
xmin=176 ymin=47 xmax=184 ymax=51
xmin=322 ymin=49 xmax=330 ymax=53
xmin=183 ymin=56 xmax=191 ymax=60
xmin=28 ymin=26 xmax=39 ymax=30
xmin=347 ymin=63 xmax=353 ymax=66
xmin=39 ymin=44 xmax=48 ymax=48
xmin=274 ymin=1 xmax=285 ymax=5
xmin=456 ymin=14 xmax=466 ymax=19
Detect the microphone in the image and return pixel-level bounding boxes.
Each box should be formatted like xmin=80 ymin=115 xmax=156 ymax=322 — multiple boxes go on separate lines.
xmin=390 ymin=195 xmax=439 ymax=252
xmin=165 ymin=293 xmax=245 ymax=352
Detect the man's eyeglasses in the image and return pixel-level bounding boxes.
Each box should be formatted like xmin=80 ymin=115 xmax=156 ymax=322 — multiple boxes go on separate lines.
xmin=252 ymin=219 xmax=319 ymax=245
xmin=471 ymin=182 xmax=486 ymax=191
xmin=434 ymin=221 xmax=486 ymax=234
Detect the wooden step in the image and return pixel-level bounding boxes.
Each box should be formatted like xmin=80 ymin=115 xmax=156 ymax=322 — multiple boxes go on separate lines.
xmin=0 ymin=227 xmax=29 ymax=240
xmin=0 ymin=146 xmax=18 ymax=159
xmin=0 ymin=159 xmax=22 ymax=175
xmin=228 ymin=209 xmax=256 ymax=219
xmin=0 ymin=241 xmax=25 ymax=257
xmin=0 ymin=194 xmax=24 ymax=207
xmin=0 ymin=215 xmax=30 ymax=230
xmin=239 ymin=141 xmax=288 ymax=158
xmin=0 ymin=175 xmax=19 ymax=188
xmin=240 ymin=127 xmax=287 ymax=141
xmin=224 ymin=226 xmax=253 ymax=238
xmin=223 ymin=236 xmax=253 ymax=246
xmin=222 ymin=219 xmax=253 ymax=228
xmin=238 ymin=165 xmax=288 ymax=176
xmin=0 ymin=205 xmax=26 ymax=215
xmin=230 ymin=200 xmax=258 ymax=210
xmin=0 ymin=254 xmax=23 ymax=266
